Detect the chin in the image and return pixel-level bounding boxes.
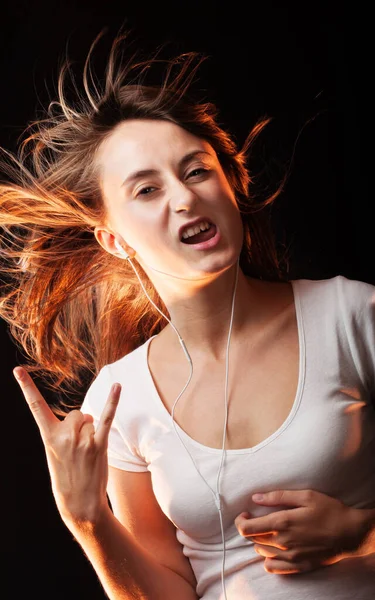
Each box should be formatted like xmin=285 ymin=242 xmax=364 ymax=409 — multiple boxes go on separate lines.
xmin=192 ymin=252 xmax=240 ymax=278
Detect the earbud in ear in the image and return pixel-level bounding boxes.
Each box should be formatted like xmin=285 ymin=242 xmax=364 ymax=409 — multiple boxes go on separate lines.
xmin=114 ymin=239 xmax=130 ymax=259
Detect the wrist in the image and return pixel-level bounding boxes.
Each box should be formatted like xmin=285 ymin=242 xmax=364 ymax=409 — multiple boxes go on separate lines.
xmin=62 ymin=499 xmax=113 ymax=534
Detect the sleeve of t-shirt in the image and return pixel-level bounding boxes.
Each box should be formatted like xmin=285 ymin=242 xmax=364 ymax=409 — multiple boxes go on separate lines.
xmin=80 ymin=365 xmax=149 ymax=472
xmin=338 ymin=276 xmax=375 ymax=405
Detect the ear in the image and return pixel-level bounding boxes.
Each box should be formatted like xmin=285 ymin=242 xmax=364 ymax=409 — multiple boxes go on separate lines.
xmin=94 ymin=226 xmax=136 ymax=258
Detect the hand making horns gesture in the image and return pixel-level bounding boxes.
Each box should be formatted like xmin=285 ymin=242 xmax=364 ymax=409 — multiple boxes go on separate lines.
xmin=13 ymin=366 xmax=121 ymax=527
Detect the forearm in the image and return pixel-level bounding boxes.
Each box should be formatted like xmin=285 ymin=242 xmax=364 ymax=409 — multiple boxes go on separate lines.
xmin=340 ymin=507 xmax=375 ymax=559
xmin=354 ymin=507 xmax=375 ymax=556
xmin=65 ymin=507 xmax=199 ymax=600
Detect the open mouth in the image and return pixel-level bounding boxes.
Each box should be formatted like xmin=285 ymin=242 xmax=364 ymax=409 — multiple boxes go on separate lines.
xmin=180 ymin=222 xmax=217 ymax=245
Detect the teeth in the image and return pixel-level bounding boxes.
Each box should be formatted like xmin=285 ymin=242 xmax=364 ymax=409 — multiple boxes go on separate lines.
xmin=182 ymin=220 xmax=211 ymax=240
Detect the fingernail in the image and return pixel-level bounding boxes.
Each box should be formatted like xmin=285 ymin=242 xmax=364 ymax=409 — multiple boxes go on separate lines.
xmin=13 ymin=368 xmax=23 ymax=381
xmin=252 ymin=493 xmax=264 ymax=501
xmin=112 ymin=383 xmax=121 ymax=393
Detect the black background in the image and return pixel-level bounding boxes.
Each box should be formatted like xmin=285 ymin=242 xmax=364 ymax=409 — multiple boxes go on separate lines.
xmin=0 ymin=2 xmax=366 ymax=599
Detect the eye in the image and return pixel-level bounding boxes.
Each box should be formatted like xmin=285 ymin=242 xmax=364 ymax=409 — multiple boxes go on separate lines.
xmin=135 ymin=186 xmax=157 ymax=197
xmin=187 ymin=167 xmax=210 ymax=178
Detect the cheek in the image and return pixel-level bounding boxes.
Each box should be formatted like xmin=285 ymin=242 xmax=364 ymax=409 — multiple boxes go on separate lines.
xmin=111 ymin=205 xmax=153 ymax=240
xmin=213 ymin=176 xmax=240 ymax=216
xmin=119 ymin=211 xmax=169 ymax=260
xmin=228 ymin=201 xmax=245 ymax=245
xmin=221 ymin=190 xmax=242 ymax=224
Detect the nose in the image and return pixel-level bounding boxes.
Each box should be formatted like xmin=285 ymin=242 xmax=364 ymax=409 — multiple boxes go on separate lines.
xmin=170 ymin=181 xmax=199 ymax=213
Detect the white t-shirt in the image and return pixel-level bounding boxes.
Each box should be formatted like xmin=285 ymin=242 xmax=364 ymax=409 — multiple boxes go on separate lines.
xmin=81 ymin=275 xmax=375 ymax=599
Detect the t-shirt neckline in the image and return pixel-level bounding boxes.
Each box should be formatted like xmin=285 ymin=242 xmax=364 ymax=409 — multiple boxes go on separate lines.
xmin=143 ymin=279 xmax=306 ymax=455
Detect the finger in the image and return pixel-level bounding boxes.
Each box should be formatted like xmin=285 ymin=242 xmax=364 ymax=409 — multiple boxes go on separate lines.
xmin=263 ymin=558 xmax=304 ymax=575
xmin=82 ymin=413 xmax=94 ymax=423
xmin=63 ymin=410 xmax=93 ymax=425
xmin=254 ymin=543 xmax=327 ymax=561
xmin=254 ymin=545 xmax=279 ymax=558
xmin=81 ymin=413 xmax=94 ymax=426
xmin=235 ymin=512 xmax=278 ymax=536
xmin=13 ymin=367 xmax=59 ymax=439
xmin=263 ymin=557 xmax=323 ymax=575
xmin=95 ymin=383 xmax=122 ymax=446
xmin=249 ymin=535 xmax=288 ymax=550
xmin=252 ymin=489 xmax=316 ymax=508
xmin=79 ymin=420 xmax=96 ymax=439
xmin=63 ymin=410 xmax=94 ymax=432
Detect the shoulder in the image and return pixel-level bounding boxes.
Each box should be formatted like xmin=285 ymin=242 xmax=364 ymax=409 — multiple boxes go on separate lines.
xmin=293 ymin=274 xmax=375 ymax=372
xmin=292 ymin=274 xmax=375 ymax=312
xmin=81 ymin=335 xmax=156 ymax=416
xmin=104 ymin=335 xmax=155 ymax=381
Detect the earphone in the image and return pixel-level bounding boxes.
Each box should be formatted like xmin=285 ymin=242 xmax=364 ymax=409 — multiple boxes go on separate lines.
xmin=114 ymin=237 xmax=239 ymax=600
xmin=114 ymin=239 xmax=130 ymax=259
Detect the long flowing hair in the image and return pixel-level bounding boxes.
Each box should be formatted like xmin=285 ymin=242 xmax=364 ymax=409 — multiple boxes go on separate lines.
xmin=0 ymin=31 xmax=289 ymax=414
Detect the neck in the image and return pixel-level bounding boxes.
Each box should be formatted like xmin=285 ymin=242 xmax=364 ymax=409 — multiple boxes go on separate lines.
xmin=149 ymin=264 xmax=261 ymax=361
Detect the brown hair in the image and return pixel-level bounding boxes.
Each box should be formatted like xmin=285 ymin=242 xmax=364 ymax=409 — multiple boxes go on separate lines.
xmin=0 ymin=31 xmax=289 ymax=414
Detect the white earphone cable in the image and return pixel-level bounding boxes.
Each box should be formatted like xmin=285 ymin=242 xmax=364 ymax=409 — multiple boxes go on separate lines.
xmin=123 ymin=250 xmax=239 ymax=600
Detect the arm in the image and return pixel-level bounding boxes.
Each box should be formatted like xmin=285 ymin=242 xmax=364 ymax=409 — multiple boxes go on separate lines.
xmin=106 ymin=467 xmax=198 ymax=592
xmin=67 ymin=467 xmax=199 ymax=600
xmin=66 ymin=504 xmax=198 ymax=600
xmin=13 ymin=368 xmax=198 ymax=600
xmin=348 ymin=507 xmax=375 ymax=557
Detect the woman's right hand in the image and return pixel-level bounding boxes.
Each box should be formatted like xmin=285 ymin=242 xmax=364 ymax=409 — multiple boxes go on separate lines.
xmin=13 ymin=366 xmax=121 ymax=529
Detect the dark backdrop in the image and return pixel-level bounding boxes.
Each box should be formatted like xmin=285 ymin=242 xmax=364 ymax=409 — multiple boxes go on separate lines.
xmin=0 ymin=2 xmax=365 ymax=599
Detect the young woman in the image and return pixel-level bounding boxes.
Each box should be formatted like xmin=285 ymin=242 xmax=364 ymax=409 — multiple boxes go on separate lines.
xmin=1 ymin=33 xmax=374 ymax=599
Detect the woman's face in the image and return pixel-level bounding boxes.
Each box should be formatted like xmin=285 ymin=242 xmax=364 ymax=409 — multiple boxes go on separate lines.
xmin=95 ymin=119 xmax=244 ymax=279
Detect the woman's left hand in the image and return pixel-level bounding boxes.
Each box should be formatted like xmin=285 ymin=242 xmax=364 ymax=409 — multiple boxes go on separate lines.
xmin=234 ymin=489 xmax=369 ymax=574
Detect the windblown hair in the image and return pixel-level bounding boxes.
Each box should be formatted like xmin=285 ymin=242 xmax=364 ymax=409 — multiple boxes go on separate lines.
xmin=0 ymin=31 xmax=289 ymax=413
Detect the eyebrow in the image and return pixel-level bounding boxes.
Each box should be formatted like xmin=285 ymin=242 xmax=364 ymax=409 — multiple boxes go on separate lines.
xmin=121 ymin=150 xmax=214 ymax=188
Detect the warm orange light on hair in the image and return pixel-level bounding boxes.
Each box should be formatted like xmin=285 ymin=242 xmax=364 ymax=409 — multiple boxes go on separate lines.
xmin=0 ymin=30 xmax=289 ymax=414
